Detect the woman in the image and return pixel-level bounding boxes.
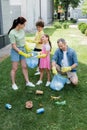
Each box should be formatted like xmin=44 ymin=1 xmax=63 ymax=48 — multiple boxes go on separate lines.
xmin=8 ymin=17 xmax=35 ymax=90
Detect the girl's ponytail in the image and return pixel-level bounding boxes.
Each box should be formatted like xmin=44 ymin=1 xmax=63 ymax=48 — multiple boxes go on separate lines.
xmin=44 ymin=34 xmax=52 ymax=51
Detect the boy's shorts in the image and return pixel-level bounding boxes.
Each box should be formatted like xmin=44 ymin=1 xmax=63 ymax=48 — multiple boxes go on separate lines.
xmin=34 ymin=48 xmax=42 ymax=52
xmin=11 ymin=47 xmax=25 ymax=62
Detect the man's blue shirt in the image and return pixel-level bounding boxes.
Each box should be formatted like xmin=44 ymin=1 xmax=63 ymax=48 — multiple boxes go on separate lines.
xmin=52 ymin=47 xmax=78 ymax=72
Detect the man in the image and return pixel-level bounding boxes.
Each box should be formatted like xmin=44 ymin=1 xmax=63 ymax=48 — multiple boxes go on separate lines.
xmin=52 ymin=38 xmax=78 ymax=85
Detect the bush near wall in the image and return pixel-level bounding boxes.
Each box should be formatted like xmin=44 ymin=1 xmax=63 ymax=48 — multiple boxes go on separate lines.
xmin=85 ymin=29 xmax=87 ymax=36
xmin=53 ymin=21 xmax=70 ymax=29
xmin=62 ymin=22 xmax=69 ymax=29
xmin=78 ymin=22 xmax=87 ymax=34
xmin=80 ymin=23 xmax=87 ymax=34
xmin=78 ymin=23 xmax=85 ymax=30
xmin=53 ymin=22 xmax=62 ymax=29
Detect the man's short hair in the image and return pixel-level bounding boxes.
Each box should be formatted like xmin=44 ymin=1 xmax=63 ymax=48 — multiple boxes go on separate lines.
xmin=57 ymin=38 xmax=66 ymax=44
xmin=36 ymin=20 xmax=44 ymax=27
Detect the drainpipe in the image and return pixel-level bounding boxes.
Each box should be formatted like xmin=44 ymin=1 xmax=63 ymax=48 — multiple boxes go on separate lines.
xmin=39 ymin=0 xmax=42 ymax=19
xmin=0 ymin=0 xmax=3 ymax=34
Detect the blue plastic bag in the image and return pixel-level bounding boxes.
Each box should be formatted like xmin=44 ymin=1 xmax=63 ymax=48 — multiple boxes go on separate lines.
xmin=26 ymin=51 xmax=38 ymax=68
xmin=50 ymin=74 xmax=68 ymax=91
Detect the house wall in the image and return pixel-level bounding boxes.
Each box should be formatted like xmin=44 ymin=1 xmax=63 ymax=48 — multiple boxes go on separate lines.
xmin=70 ymin=7 xmax=87 ymax=19
xmin=0 ymin=0 xmax=3 ymax=34
xmin=21 ymin=0 xmax=54 ymax=31
xmin=0 ymin=0 xmax=54 ymax=33
xmin=1 ymin=0 xmax=10 ymax=34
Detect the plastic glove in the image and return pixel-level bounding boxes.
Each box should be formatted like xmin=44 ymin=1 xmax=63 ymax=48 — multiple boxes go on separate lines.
xmin=52 ymin=66 xmax=58 ymax=75
xmin=26 ymin=39 xmax=38 ymax=44
xmin=37 ymin=54 xmax=47 ymax=58
xmin=18 ymin=51 xmax=32 ymax=58
xmin=25 ymin=42 xmax=32 ymax=52
xmin=61 ymin=66 xmax=71 ymax=73
xmin=26 ymin=39 xmax=34 ymax=43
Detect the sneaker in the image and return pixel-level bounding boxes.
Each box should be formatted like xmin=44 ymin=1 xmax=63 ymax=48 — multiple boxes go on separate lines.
xmin=12 ymin=83 xmax=18 ymax=90
xmin=36 ymin=67 xmax=39 ymax=72
xmin=36 ymin=80 xmax=43 ymax=85
xmin=26 ymin=82 xmax=35 ymax=87
xmin=46 ymin=81 xmax=50 ymax=87
xmin=34 ymin=71 xmax=40 ymax=75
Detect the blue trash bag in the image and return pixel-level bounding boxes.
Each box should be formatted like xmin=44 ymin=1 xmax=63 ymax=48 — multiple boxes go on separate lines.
xmin=26 ymin=51 xmax=38 ymax=68
xmin=50 ymin=74 xmax=68 ymax=91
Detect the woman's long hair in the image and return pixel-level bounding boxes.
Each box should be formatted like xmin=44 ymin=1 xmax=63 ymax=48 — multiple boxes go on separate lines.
xmin=8 ymin=17 xmax=26 ymax=34
xmin=44 ymin=34 xmax=52 ymax=51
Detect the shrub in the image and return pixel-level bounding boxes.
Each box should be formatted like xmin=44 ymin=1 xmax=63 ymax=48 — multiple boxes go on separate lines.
xmin=85 ymin=29 xmax=87 ymax=36
xmin=53 ymin=22 xmax=62 ymax=29
xmin=80 ymin=23 xmax=87 ymax=34
xmin=62 ymin=22 xmax=69 ymax=29
xmin=78 ymin=22 xmax=86 ymax=30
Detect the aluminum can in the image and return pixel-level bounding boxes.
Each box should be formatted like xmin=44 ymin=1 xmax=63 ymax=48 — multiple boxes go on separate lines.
xmin=36 ymin=108 xmax=44 ymax=114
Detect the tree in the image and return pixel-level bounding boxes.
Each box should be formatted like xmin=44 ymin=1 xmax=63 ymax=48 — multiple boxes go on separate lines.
xmin=54 ymin=0 xmax=82 ymax=20
xmin=82 ymin=0 xmax=87 ymax=15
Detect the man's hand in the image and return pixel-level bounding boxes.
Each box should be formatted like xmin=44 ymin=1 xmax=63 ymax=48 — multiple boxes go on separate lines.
xmin=52 ymin=66 xmax=58 ymax=75
xmin=18 ymin=51 xmax=32 ymax=58
xmin=61 ymin=66 xmax=71 ymax=73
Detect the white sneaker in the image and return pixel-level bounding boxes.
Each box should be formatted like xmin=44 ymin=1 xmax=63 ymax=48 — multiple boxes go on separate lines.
xmin=34 ymin=71 xmax=40 ymax=75
xmin=36 ymin=67 xmax=39 ymax=72
xmin=12 ymin=83 xmax=18 ymax=90
xmin=46 ymin=81 xmax=50 ymax=87
xmin=36 ymin=80 xmax=43 ymax=85
xmin=26 ymin=82 xmax=35 ymax=87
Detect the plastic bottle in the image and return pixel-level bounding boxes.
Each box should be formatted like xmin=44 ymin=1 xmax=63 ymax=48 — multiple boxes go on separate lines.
xmin=36 ymin=108 xmax=45 ymax=114
xmin=5 ymin=104 xmax=12 ymax=109
xmin=55 ymin=100 xmax=66 ymax=105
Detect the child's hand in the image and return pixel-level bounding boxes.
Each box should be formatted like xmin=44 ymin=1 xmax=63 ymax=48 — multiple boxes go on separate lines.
xmin=38 ymin=41 xmax=42 ymax=44
xmin=37 ymin=54 xmax=47 ymax=58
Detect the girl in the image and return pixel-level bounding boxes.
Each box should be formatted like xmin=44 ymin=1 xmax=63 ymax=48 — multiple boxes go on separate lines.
xmin=36 ymin=34 xmax=52 ymax=86
xmin=8 ymin=17 xmax=35 ymax=90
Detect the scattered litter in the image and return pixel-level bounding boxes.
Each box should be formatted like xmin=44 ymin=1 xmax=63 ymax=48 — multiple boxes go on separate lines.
xmin=55 ymin=100 xmax=66 ymax=105
xmin=39 ymin=104 xmax=43 ymax=107
xmin=51 ymin=96 xmax=61 ymax=100
xmin=5 ymin=104 xmax=12 ymax=109
xmin=36 ymin=90 xmax=43 ymax=95
xmin=36 ymin=108 xmax=45 ymax=114
xmin=25 ymin=101 xmax=33 ymax=109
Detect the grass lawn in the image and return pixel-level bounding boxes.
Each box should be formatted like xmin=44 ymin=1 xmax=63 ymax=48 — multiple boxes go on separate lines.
xmin=0 ymin=25 xmax=87 ymax=130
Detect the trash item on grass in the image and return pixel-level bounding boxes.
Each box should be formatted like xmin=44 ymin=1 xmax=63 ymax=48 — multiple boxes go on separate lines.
xmin=36 ymin=108 xmax=45 ymax=114
xmin=5 ymin=104 xmax=12 ymax=109
xmin=51 ymin=96 xmax=61 ymax=100
xmin=25 ymin=101 xmax=33 ymax=109
xmin=55 ymin=100 xmax=66 ymax=105
xmin=39 ymin=104 xmax=43 ymax=107
xmin=36 ymin=90 xmax=43 ymax=95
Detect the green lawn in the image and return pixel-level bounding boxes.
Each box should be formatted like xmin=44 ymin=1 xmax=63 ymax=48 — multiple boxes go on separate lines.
xmin=0 ymin=26 xmax=87 ymax=130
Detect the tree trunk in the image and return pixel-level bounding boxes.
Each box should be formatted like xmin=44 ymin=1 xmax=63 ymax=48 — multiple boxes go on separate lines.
xmin=65 ymin=5 xmax=69 ymax=20
xmin=64 ymin=0 xmax=69 ymax=20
